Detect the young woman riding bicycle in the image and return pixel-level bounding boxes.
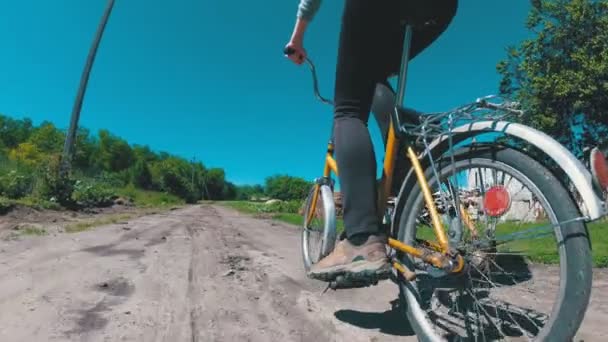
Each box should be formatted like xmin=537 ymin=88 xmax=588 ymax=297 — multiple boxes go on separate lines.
xmin=284 ymin=0 xmax=458 ymax=283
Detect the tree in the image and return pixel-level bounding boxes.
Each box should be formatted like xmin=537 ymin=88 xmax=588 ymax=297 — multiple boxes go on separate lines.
xmin=152 ymin=157 xmax=199 ymax=202
xmin=236 ymin=184 xmax=265 ymax=200
xmin=131 ymin=159 xmax=153 ymax=189
xmin=222 ymin=182 xmax=238 ymax=200
xmin=96 ymin=129 xmax=134 ymax=172
xmin=27 ymin=122 xmax=65 ymax=153
xmin=132 ymin=144 xmax=159 ymax=163
xmin=8 ymin=142 xmax=44 ymax=167
xmin=205 ymin=168 xmax=227 ymax=200
xmin=265 ymin=175 xmax=311 ymax=201
xmin=73 ymin=128 xmax=98 ymax=171
xmin=497 ymin=0 xmax=608 ymax=157
xmin=0 ymin=115 xmax=34 ymax=149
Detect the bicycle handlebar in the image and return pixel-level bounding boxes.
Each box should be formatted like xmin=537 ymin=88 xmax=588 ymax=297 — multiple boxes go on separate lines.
xmin=284 ymin=47 xmax=333 ymax=106
xmin=284 ymin=48 xmax=523 ymax=118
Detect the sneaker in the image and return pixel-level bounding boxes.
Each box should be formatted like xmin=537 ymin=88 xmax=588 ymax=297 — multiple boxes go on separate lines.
xmin=590 ymin=146 xmax=608 ymax=197
xmin=307 ymin=234 xmax=391 ymax=282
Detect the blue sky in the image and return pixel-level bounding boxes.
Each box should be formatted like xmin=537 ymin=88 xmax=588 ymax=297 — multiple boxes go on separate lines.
xmin=0 ymin=0 xmax=531 ymax=185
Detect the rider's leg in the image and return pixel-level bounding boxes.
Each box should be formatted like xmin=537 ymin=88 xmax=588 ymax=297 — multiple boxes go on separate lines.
xmin=308 ymin=0 xmax=403 ymax=281
xmin=308 ymin=0 xmax=458 ymax=281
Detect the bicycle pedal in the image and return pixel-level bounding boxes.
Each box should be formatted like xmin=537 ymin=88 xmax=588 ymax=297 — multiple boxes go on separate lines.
xmin=327 ymin=268 xmax=391 ymax=290
xmin=328 ymin=275 xmax=380 ymax=290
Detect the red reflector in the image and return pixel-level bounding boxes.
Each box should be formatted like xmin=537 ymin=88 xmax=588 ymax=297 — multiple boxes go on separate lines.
xmin=484 ymin=186 xmax=511 ymax=217
xmin=591 ymin=148 xmax=608 ymax=193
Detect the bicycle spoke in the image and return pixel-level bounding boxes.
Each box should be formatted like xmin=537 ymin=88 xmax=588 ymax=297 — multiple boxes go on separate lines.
xmin=495 ymin=216 xmax=585 ymax=244
xmin=466 ymin=288 xmax=508 ymax=339
xmin=470 ymin=263 xmax=535 ymax=339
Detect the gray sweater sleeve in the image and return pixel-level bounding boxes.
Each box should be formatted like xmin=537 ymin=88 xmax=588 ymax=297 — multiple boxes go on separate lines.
xmin=297 ymin=0 xmax=322 ymax=22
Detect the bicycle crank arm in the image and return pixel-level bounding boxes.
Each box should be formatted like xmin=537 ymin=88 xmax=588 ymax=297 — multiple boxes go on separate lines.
xmin=388 ymin=238 xmax=463 ymax=273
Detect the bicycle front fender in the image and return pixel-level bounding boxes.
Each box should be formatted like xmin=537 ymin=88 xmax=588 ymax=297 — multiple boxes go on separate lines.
xmin=430 ymin=121 xmax=605 ymax=220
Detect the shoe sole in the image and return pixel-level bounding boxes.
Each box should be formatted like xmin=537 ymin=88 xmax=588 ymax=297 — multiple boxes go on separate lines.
xmin=307 ymin=259 xmax=392 ymax=283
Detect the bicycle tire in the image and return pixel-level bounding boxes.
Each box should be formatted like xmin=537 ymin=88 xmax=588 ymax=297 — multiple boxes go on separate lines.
xmin=395 ymin=146 xmax=592 ymax=341
xmin=301 ymin=184 xmax=337 ymax=271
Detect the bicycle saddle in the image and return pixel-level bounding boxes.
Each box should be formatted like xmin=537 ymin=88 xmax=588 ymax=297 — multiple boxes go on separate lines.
xmin=398 ymin=1 xmax=443 ymax=29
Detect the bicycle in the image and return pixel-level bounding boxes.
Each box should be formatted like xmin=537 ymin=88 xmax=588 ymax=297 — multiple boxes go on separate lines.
xmin=285 ymin=18 xmax=607 ymax=342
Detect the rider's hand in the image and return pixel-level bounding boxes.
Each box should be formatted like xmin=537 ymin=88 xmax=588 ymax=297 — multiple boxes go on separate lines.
xmin=284 ymin=40 xmax=307 ymax=65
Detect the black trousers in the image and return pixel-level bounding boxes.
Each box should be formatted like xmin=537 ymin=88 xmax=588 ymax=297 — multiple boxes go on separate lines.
xmin=333 ymin=0 xmax=458 ymax=238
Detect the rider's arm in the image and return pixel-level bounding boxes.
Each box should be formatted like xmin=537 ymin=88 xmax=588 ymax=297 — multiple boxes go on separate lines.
xmin=286 ymin=0 xmax=321 ymax=64
xmin=297 ymin=0 xmax=322 ymax=22
xmin=291 ymin=0 xmax=321 ymax=44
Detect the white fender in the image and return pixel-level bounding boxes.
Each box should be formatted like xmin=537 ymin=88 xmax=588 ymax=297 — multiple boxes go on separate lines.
xmin=426 ymin=120 xmax=606 ymax=221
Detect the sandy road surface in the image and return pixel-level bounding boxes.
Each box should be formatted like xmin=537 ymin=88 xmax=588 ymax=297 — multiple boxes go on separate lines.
xmin=0 ymin=204 xmax=606 ymax=341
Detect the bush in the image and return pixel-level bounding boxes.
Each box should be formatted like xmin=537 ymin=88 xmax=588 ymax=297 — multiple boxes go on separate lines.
xmin=265 ymin=175 xmax=311 ymax=201
xmin=115 ymin=184 xmax=184 ymax=207
xmin=72 ymin=180 xmax=116 ymax=208
xmin=34 ymin=156 xmax=75 ymax=205
xmin=257 ymin=200 xmax=302 ymax=214
xmin=98 ymin=171 xmax=129 ymax=188
xmin=0 ymin=196 xmax=14 ymax=214
xmin=16 ymin=196 xmax=61 ymax=210
xmin=131 ymin=159 xmax=152 ymax=189
xmin=0 ymin=170 xmax=32 ymax=199
xmin=152 ymin=158 xmax=200 ymax=203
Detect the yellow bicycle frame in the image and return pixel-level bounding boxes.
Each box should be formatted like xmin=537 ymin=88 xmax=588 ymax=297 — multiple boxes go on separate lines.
xmin=305 ymin=118 xmax=465 ymax=274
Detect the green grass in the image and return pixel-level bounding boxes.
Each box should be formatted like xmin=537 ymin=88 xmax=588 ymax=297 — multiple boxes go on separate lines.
xmin=222 ymin=201 xmax=260 ymax=215
xmin=415 ymin=219 xmax=608 ymax=267
xmin=586 ymin=221 xmax=608 ymax=267
xmin=0 ymin=195 xmax=61 ymax=212
xmin=14 ymin=196 xmax=62 ymax=210
xmin=222 ymin=200 xmax=346 ymax=231
xmin=223 ymin=201 xmax=304 ymax=223
xmin=19 ymin=225 xmax=47 ymax=236
xmin=273 ymin=213 xmax=303 ymax=226
xmin=65 ymin=213 xmax=134 ymax=233
xmin=114 ymin=186 xmax=184 ymax=208
xmin=1 ymin=186 xmax=182 ymax=214
xmin=0 ymin=196 xmax=14 ymax=214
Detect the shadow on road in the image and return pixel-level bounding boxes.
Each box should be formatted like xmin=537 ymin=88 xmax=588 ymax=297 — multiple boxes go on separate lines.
xmin=333 ymin=299 xmax=415 ymax=337
xmin=334 ymin=254 xmax=541 ymax=339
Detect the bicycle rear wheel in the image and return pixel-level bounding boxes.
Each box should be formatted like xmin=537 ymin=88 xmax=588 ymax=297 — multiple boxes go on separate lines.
xmin=395 ymin=146 xmax=592 ymax=341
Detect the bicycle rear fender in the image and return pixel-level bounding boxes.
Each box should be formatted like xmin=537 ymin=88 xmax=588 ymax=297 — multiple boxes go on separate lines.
xmin=392 ymin=121 xmax=606 ymax=226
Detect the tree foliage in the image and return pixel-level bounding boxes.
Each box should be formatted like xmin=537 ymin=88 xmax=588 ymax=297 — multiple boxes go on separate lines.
xmin=96 ymin=130 xmax=134 ymax=172
xmin=131 ymin=158 xmax=153 ymax=190
xmin=8 ymin=142 xmax=44 ymax=167
xmin=28 ymin=122 xmax=64 ymax=153
xmin=0 ymin=112 xmax=310 ymax=206
xmin=0 ymin=115 xmax=34 ymax=149
xmin=0 ymin=113 xmax=240 ymax=205
xmin=264 ymin=175 xmax=311 ymax=201
xmin=498 ymin=0 xmax=608 ymax=156
xmin=235 ymin=184 xmax=265 ymax=200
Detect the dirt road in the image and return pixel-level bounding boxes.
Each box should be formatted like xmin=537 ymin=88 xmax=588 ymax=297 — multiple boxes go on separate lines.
xmin=0 ymin=204 xmax=606 ymax=341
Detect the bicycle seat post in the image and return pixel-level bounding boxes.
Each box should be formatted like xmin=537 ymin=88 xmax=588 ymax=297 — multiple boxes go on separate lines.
xmin=395 ymin=24 xmax=414 ymax=108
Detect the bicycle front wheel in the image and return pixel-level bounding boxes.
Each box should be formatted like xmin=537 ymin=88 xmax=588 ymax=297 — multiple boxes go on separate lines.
xmin=301 ymin=184 xmax=337 ymax=271
xmin=396 ymin=146 xmax=592 ymax=341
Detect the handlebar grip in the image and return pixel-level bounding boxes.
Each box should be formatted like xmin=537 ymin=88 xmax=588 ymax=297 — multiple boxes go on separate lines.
xmin=283 ymin=47 xmax=296 ymax=56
